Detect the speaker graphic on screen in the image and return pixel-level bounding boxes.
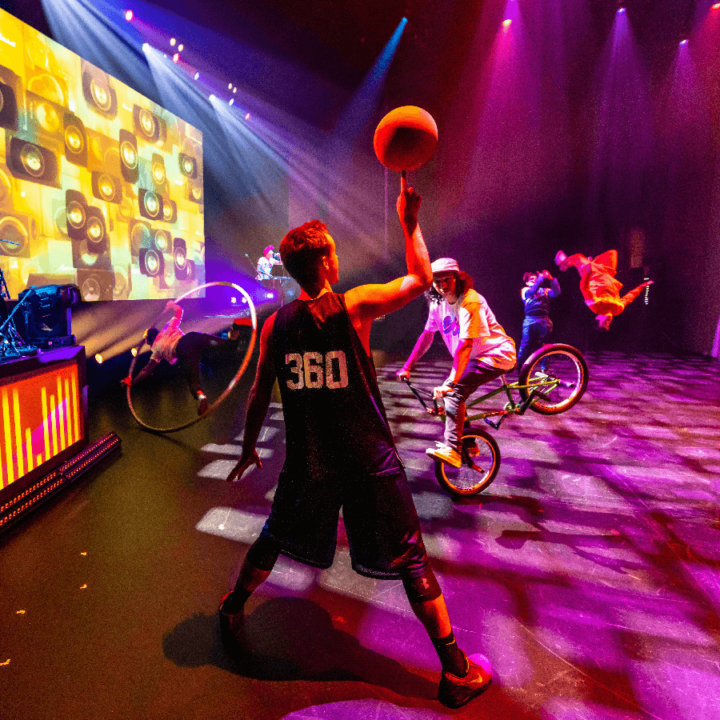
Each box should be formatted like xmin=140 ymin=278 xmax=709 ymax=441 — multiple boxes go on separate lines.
xmin=0 ymin=65 xmax=20 ymax=132
xmin=91 ymin=171 xmax=122 ymax=204
xmin=76 ymin=268 xmax=114 ymax=302
xmin=133 ymin=104 xmax=167 ymax=144
xmin=138 ymin=188 xmax=164 ymax=221
xmin=138 ymin=229 xmax=168 ymax=278
xmin=81 ymin=64 xmax=117 ymax=119
xmin=0 ymin=214 xmax=34 ymax=257
xmin=64 ymin=113 xmax=88 ymax=167
xmin=172 ymin=237 xmax=195 ymax=281
xmin=129 ymin=218 xmax=151 ymax=258
xmin=188 ymin=182 xmax=203 ymax=205
xmin=118 ymin=129 xmax=139 ymax=184
xmin=161 ymin=197 xmax=177 ymax=224
xmin=178 ymin=153 xmax=197 ymax=179
xmin=26 ymin=92 xmax=64 ymax=145
xmin=66 ymin=190 xmax=111 ymax=270
xmin=150 ymin=153 xmax=167 ymax=193
xmin=7 ymin=137 xmax=59 ymax=187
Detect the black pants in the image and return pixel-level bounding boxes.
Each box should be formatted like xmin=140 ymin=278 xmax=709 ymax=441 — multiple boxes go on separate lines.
xmin=175 ymin=332 xmax=236 ymax=396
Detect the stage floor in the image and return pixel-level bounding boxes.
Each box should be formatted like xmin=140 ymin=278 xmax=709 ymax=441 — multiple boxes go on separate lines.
xmin=2 ymin=351 xmax=719 ymax=720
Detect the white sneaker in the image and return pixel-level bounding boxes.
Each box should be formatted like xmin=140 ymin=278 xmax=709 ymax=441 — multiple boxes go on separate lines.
xmin=426 ymin=443 xmax=462 ymax=468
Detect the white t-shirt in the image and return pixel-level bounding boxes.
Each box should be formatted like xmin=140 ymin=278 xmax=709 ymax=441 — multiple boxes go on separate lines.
xmin=424 ymin=289 xmax=516 ymax=370
xmin=150 ymin=316 xmax=184 ymax=364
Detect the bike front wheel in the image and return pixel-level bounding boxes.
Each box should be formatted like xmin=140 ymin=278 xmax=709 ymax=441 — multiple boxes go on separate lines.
xmin=518 ymin=343 xmax=589 ymax=415
xmin=435 ymin=429 xmax=501 ymax=496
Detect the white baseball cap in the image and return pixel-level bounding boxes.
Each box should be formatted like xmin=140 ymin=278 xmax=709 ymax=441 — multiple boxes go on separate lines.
xmin=431 ymin=257 xmax=460 ymax=274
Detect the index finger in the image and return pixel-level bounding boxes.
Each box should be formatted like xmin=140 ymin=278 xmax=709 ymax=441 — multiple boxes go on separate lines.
xmin=400 ymin=170 xmax=407 ymax=193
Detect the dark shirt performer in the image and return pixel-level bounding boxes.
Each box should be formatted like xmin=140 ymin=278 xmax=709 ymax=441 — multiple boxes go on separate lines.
xmin=517 ymin=269 xmax=560 ymax=371
xmin=222 ymin=178 xmax=492 ymax=709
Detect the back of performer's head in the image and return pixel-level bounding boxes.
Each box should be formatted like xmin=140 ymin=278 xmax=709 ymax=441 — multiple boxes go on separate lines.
xmin=280 ymin=220 xmax=333 ymax=289
xmin=523 ymin=271 xmax=541 ymax=284
xmin=145 ymin=327 xmax=159 ymax=346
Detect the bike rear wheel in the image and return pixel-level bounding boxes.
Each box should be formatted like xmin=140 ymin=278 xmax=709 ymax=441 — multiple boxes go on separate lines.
xmin=435 ymin=429 xmax=500 ymax=496
xmin=518 ymin=343 xmax=588 ymax=415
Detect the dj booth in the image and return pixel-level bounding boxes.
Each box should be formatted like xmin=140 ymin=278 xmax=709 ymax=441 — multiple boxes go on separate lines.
xmin=0 ymin=281 xmax=121 ymax=534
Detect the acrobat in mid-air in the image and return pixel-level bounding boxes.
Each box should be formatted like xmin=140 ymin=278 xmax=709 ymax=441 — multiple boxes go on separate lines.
xmin=555 ymin=249 xmax=653 ymax=330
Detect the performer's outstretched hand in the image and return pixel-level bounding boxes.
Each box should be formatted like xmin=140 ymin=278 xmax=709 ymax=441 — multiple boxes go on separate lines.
xmin=227 ymin=450 xmax=261 ymax=482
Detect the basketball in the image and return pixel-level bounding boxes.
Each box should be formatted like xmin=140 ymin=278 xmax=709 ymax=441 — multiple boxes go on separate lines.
xmin=373 ymin=106 xmax=438 ymax=172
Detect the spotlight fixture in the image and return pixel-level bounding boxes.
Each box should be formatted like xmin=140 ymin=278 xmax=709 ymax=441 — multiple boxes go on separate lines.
xmin=231 ymin=297 xmax=237 ymax=304
xmin=502 ymin=19 xmax=511 ymax=28
xmin=131 ymin=347 xmax=138 ymax=356
xmin=178 ymin=44 xmax=183 ymax=52
xmin=713 ymin=3 xmax=720 ymax=9
xmin=209 ymin=94 xmax=216 ymax=102
xmin=170 ymin=38 xmax=176 ymax=46
xmin=125 ymin=10 xmax=133 ymax=21
xmin=228 ymin=83 xmax=232 ymax=90
xmin=680 ymin=39 xmax=688 ymax=45
xmin=229 ymin=98 xmax=234 ymax=106
xmin=95 ymin=353 xmax=103 ymax=364
xmin=618 ymin=7 xmax=626 ymax=13
xmin=245 ymin=112 xmax=251 ymax=120
xmin=194 ymin=72 xmax=200 ymax=80
xmin=233 ymin=88 xmax=237 ymax=94
xmin=265 ymin=292 xmax=274 ymax=299
xmin=173 ymin=53 xmax=179 ymax=63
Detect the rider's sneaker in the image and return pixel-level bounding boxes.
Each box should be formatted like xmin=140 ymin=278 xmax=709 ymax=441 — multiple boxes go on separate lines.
xmin=438 ymin=653 xmax=493 ymax=708
xmin=426 ymin=443 xmax=462 ymax=468
xmin=533 ymin=371 xmax=549 ymax=379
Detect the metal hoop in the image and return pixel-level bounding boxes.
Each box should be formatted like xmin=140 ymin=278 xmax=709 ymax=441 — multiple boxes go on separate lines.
xmin=126 ymin=282 xmax=257 ymax=433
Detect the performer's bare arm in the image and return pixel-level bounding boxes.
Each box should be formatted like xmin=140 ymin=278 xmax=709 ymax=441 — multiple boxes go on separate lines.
xmin=397 ymin=329 xmax=436 ymax=380
xmin=344 ymin=176 xmax=431 ymax=354
xmin=227 ymin=315 xmax=277 ymax=481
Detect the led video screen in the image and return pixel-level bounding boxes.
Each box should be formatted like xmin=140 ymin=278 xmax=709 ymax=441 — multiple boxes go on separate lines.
xmin=0 ymin=8 xmax=205 ymax=301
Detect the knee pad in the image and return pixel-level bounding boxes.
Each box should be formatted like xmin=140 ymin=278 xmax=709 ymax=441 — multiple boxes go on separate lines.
xmin=402 ymin=567 xmax=442 ymax=604
xmin=246 ymin=535 xmax=281 ymax=571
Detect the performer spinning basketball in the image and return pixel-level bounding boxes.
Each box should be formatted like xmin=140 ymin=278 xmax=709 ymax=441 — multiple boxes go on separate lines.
xmin=555 ymin=249 xmax=653 ymax=330
xmin=221 ymin=179 xmax=492 ymax=709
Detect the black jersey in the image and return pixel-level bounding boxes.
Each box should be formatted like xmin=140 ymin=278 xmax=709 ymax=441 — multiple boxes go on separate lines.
xmin=271 ymin=292 xmax=398 ymax=477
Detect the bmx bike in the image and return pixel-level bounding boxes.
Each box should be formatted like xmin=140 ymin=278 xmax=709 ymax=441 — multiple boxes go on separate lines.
xmin=402 ymin=343 xmax=589 ymax=497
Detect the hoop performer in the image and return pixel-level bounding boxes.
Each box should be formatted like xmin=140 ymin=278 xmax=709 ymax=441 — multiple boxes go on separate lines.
xmin=555 ymin=249 xmax=652 ymax=330
xmin=221 ymin=179 xmax=492 ymax=709
xmin=122 ymin=301 xmax=242 ymax=415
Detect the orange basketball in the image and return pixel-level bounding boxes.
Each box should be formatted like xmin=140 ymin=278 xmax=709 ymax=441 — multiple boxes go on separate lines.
xmin=373 ymin=106 xmax=438 ymax=172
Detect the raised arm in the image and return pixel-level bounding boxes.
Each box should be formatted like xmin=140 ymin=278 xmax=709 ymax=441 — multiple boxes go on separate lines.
xmin=344 ymin=175 xmax=431 ymax=350
xmin=545 ymin=271 xmax=561 ymax=298
xmin=227 ymin=314 xmax=277 ymax=482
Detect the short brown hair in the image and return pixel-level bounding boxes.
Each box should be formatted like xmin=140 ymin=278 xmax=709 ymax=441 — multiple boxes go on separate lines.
xmin=280 ymin=220 xmax=332 ymax=288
